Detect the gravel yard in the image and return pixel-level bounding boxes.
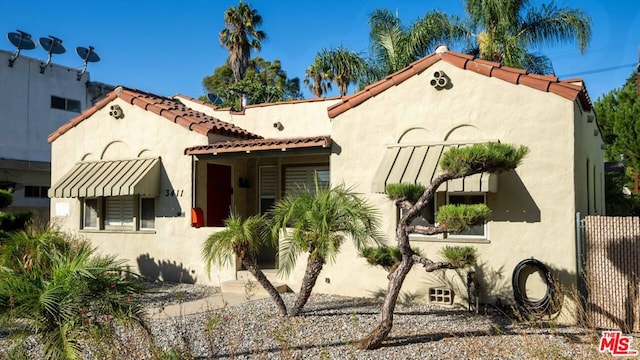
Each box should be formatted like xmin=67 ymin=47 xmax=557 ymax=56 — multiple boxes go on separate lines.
xmin=0 ymin=283 xmax=616 ymax=359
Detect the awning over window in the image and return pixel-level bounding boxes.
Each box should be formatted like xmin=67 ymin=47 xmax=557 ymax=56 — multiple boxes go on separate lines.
xmin=371 ymin=143 xmax=497 ymax=193
xmin=49 ymin=158 xmax=160 ymax=198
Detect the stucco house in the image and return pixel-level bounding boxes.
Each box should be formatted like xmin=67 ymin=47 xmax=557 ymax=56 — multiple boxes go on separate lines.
xmin=48 ymin=45 xmax=603 ymax=319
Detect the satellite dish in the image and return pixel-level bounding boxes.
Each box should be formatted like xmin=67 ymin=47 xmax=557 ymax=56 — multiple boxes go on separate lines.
xmin=75 ymin=46 xmax=100 ymax=81
xmin=76 ymin=46 xmax=100 ymax=63
xmin=207 ymin=93 xmax=223 ymax=106
xmin=7 ymin=30 xmax=36 ymax=67
xmin=38 ymin=35 xmax=66 ymax=73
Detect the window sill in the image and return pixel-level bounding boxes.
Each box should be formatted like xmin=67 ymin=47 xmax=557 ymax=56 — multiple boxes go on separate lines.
xmin=80 ymin=229 xmax=156 ymax=234
xmin=409 ymin=235 xmax=490 ymax=244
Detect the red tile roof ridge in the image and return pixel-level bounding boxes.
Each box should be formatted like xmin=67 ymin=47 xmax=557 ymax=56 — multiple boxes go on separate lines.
xmin=327 ymin=45 xmax=592 ymax=118
xmin=48 ymin=86 xmax=261 ymax=143
xmin=184 ymin=135 xmax=332 ymax=155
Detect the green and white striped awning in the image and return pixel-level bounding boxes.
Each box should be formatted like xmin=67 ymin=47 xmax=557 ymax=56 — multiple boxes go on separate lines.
xmin=371 ymin=142 xmax=498 ymax=193
xmin=49 ymin=158 xmax=160 ymax=198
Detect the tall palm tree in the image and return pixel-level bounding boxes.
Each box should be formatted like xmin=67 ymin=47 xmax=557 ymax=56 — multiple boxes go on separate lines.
xmin=304 ymin=57 xmax=333 ymax=97
xmin=453 ymin=0 xmax=591 ymax=74
xmin=202 ymin=213 xmax=288 ymax=316
xmin=270 ymin=181 xmax=383 ymax=316
xmin=219 ymin=1 xmax=266 ymax=83
xmin=315 ymin=47 xmax=369 ymax=96
xmin=363 ymin=9 xmax=462 ymax=84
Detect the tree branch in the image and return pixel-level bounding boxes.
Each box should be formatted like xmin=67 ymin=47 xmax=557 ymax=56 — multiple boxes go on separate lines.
xmin=406 ymin=224 xmax=447 ymax=235
xmin=395 ymin=199 xmax=414 ymax=210
xmin=411 ymin=254 xmax=456 ymax=272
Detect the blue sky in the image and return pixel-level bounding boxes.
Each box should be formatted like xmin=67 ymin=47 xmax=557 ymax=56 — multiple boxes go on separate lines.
xmin=1 ymin=0 xmax=638 ymax=102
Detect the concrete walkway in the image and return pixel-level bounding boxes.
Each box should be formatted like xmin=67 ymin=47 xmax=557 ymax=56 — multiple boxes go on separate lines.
xmin=150 ymin=291 xmax=270 ymax=319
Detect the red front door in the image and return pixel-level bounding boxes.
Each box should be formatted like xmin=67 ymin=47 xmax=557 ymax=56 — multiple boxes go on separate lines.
xmin=207 ymin=163 xmax=232 ymax=227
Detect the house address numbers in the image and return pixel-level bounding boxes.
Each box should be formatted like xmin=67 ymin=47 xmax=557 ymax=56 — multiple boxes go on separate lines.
xmin=165 ymin=189 xmax=184 ymax=197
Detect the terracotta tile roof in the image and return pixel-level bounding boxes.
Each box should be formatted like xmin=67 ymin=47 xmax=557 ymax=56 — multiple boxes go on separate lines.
xmin=173 ymin=94 xmax=342 ymax=112
xmin=48 ymin=86 xmax=262 ymax=143
xmin=185 ymin=136 xmax=332 ymax=155
xmin=327 ymin=45 xmax=593 ymax=118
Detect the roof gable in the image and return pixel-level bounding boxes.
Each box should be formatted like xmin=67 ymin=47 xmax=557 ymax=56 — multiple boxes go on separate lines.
xmin=327 ymin=45 xmax=592 ymax=118
xmin=48 ymin=86 xmax=261 ymax=143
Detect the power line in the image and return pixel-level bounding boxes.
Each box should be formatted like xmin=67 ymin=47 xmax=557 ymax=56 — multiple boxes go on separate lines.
xmin=559 ymin=63 xmax=637 ymax=78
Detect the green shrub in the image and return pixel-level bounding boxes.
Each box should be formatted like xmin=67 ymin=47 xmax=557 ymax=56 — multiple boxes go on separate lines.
xmin=385 ymin=183 xmax=426 ymax=202
xmin=436 ymin=204 xmax=491 ymax=233
xmin=440 ymin=246 xmax=477 ymax=267
xmin=0 ymin=224 xmax=148 ymax=359
xmin=440 ymin=142 xmax=529 ymax=176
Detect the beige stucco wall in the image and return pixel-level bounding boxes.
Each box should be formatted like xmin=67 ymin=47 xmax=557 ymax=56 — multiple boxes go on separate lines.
xmin=178 ymin=97 xmax=340 ymax=139
xmin=49 ymin=98 xmax=239 ymax=286
xmin=288 ymin=60 xmax=603 ymax=322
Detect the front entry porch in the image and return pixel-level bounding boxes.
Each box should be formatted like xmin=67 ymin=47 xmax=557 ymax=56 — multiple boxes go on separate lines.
xmin=186 ymin=136 xmax=332 ymax=275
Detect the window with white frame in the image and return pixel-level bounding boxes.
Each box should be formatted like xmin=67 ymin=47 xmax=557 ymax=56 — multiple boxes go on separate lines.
xmin=140 ymin=198 xmax=155 ymax=229
xmin=447 ymin=193 xmax=486 ymax=237
xmin=398 ymin=197 xmax=436 ymax=236
xmin=83 ymin=198 xmax=99 ymax=229
xmin=398 ymin=192 xmax=487 ymax=239
xmin=105 ymin=196 xmax=134 ymax=229
xmin=81 ymin=195 xmax=155 ymax=231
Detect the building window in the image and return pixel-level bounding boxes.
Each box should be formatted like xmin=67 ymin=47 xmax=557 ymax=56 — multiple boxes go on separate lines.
xmin=24 ymin=185 xmax=50 ymax=198
xmin=140 ymin=197 xmax=155 ymax=230
xmin=284 ymin=165 xmax=329 ymax=197
xmin=83 ymin=198 xmax=99 ymax=229
xmin=105 ymin=196 xmax=134 ymax=230
xmin=447 ymin=193 xmax=486 ymax=237
xmin=259 ymin=165 xmax=276 ymax=215
xmin=82 ymin=195 xmax=154 ymax=232
xmin=51 ymin=96 xmax=81 ymax=113
xmin=400 ymin=192 xmax=487 ymax=239
xmin=399 ymin=197 xmax=436 ymax=236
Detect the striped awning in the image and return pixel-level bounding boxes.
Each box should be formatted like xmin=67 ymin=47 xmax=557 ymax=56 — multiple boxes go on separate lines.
xmin=49 ymin=158 xmax=160 ymax=198
xmin=371 ymin=142 xmax=498 ymax=193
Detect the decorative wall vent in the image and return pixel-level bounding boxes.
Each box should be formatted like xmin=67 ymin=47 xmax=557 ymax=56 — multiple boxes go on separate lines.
xmin=429 ymin=287 xmax=454 ymax=305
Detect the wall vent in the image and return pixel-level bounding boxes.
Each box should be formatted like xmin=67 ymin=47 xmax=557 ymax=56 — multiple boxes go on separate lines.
xmin=429 ymin=287 xmax=454 ymax=305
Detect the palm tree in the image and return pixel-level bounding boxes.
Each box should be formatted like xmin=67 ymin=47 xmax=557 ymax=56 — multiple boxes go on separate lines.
xmin=219 ymin=1 xmax=266 ymax=83
xmin=316 ymin=47 xmax=369 ymax=96
xmin=270 ymin=180 xmax=383 ymax=316
xmin=202 ymin=213 xmax=288 ymax=316
xmin=362 ymin=9 xmax=462 ymax=85
xmin=449 ymin=0 xmax=591 ymax=74
xmin=304 ymin=57 xmax=333 ymax=97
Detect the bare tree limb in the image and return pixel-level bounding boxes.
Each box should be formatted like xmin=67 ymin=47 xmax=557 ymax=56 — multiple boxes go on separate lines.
xmin=411 ymin=254 xmax=456 ymax=272
xmin=406 ymin=224 xmax=447 ymax=235
xmin=395 ymin=199 xmax=414 ymax=210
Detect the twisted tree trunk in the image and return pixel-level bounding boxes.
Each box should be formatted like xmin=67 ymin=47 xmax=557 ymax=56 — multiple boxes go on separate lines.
xmin=289 ymin=255 xmax=324 ymax=316
xmin=241 ymin=257 xmax=288 ymax=316
xmin=356 ymin=251 xmax=413 ymax=349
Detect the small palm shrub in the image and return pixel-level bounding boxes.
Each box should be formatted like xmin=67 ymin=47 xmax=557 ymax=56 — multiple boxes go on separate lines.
xmin=0 ymin=225 xmax=148 ymax=359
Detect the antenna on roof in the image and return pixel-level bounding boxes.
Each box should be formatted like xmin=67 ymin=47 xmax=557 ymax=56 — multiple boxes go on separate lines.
xmin=75 ymin=45 xmax=100 ymax=81
xmin=38 ymin=35 xmax=66 ymax=73
xmin=7 ymin=30 xmax=37 ymax=67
